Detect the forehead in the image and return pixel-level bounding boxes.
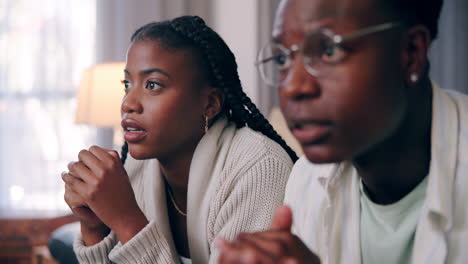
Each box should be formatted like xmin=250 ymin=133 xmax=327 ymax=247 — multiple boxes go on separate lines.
xmin=273 ymin=0 xmax=381 ymax=42
xmin=126 ymin=40 xmax=197 ymax=71
xmin=128 ymin=40 xmax=175 ymax=62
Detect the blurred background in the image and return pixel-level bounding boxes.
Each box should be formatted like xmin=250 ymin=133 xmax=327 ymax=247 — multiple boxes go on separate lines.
xmin=0 ymin=0 xmax=284 ymax=215
xmin=0 ymin=0 xmax=467 ymax=262
xmin=2 ymin=0 xmax=468 ymax=214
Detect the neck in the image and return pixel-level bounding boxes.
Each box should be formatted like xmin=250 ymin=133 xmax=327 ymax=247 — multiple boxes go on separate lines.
xmin=353 ymin=78 xmax=433 ymax=205
xmin=158 ymin=141 xmax=200 ymax=211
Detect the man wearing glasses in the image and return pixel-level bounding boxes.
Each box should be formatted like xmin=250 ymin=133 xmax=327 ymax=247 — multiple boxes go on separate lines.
xmin=217 ymin=0 xmax=468 ymax=263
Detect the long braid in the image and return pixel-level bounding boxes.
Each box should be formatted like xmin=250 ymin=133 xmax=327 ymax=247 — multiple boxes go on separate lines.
xmin=120 ymin=141 xmax=128 ymax=165
xmin=120 ymin=16 xmax=298 ymax=164
xmin=169 ymin=16 xmax=298 ymax=161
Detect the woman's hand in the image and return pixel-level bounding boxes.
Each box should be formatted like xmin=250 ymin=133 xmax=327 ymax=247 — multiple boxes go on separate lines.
xmin=63 ymin=176 xmax=109 ymax=245
xmin=63 ymin=180 xmax=103 ymax=228
xmin=62 ymin=146 xmax=148 ymax=244
xmin=216 ymin=206 xmax=321 ymax=264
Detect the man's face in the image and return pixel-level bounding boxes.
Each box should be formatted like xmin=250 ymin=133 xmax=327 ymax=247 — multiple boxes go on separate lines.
xmin=275 ymin=0 xmax=409 ymax=163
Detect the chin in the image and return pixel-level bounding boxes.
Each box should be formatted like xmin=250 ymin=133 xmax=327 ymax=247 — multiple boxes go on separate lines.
xmin=129 ymin=152 xmax=150 ymax=160
xmin=128 ymin=147 xmax=158 ymax=160
xmin=302 ymin=145 xmax=348 ymax=164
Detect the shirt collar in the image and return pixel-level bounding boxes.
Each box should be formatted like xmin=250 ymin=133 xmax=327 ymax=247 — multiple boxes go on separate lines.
xmin=423 ymin=82 xmax=458 ymax=231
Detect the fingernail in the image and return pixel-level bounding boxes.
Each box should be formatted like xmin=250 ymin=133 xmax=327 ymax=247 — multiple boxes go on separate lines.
xmin=61 ymin=171 xmax=67 ymax=178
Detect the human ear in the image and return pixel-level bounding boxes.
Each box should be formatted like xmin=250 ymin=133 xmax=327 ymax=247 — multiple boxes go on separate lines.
xmin=401 ymin=25 xmax=432 ymax=86
xmin=204 ymin=87 xmax=224 ymax=119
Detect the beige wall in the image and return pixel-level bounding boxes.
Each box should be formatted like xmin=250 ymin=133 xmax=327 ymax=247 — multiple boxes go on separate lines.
xmin=213 ymin=0 xmax=259 ymax=106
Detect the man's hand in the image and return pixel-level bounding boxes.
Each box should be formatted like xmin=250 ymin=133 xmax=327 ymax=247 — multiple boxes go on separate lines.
xmin=217 ymin=206 xmax=320 ymax=264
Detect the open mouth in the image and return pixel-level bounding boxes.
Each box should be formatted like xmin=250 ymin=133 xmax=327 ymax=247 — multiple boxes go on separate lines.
xmin=121 ymin=119 xmax=147 ymax=142
xmin=290 ymin=121 xmax=332 ymax=144
xmin=290 ymin=122 xmax=324 ymax=130
xmin=124 ymin=126 xmax=145 ymax=132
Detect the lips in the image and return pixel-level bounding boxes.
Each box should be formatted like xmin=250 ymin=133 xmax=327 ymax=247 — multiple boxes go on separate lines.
xmin=121 ymin=119 xmax=147 ymax=143
xmin=289 ymin=121 xmax=332 ymax=145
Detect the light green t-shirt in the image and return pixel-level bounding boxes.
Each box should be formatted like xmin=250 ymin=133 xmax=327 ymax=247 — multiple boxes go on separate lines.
xmin=360 ymin=176 xmax=428 ymax=264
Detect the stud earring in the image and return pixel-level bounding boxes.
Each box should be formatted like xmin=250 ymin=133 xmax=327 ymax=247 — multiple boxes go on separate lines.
xmin=204 ymin=115 xmax=209 ymax=133
xmin=410 ymin=73 xmax=419 ymax=83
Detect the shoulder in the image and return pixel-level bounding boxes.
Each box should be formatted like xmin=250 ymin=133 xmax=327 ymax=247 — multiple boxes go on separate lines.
xmin=205 ymin=127 xmax=294 ymax=237
xmin=446 ymin=90 xmax=468 ymax=196
xmin=440 ymin=89 xmax=468 ymax=165
xmin=285 ymin=156 xmax=335 ymax=203
xmin=443 ymin=88 xmax=468 ymax=112
xmin=440 ymin=88 xmax=468 ymax=126
xmin=215 ymin=126 xmax=294 ymax=200
xmin=224 ymin=126 xmax=294 ymax=176
xmin=284 ymin=156 xmax=337 ymax=237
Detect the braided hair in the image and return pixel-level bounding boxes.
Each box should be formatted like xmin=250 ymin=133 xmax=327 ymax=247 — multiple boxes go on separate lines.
xmin=120 ymin=16 xmax=297 ymax=165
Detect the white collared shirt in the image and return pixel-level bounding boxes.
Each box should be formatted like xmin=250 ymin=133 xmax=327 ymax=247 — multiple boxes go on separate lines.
xmin=284 ymin=84 xmax=468 ymax=264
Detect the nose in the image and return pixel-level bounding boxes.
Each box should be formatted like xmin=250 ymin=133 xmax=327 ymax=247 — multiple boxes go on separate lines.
xmin=121 ymin=87 xmax=143 ymax=114
xmin=280 ymin=57 xmax=321 ymax=100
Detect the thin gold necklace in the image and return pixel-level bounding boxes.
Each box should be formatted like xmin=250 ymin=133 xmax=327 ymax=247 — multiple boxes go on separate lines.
xmin=166 ymin=184 xmax=187 ymax=217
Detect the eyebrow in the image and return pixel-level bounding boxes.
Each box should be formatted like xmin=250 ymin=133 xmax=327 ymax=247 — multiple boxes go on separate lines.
xmin=272 ymin=18 xmax=336 ymax=44
xmin=124 ymin=68 xmax=171 ymax=79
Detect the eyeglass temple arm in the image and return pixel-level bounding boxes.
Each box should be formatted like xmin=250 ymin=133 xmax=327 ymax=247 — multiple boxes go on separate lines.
xmin=335 ymin=22 xmax=401 ymax=44
xmin=256 ymin=57 xmax=274 ymax=65
xmin=255 ymin=44 xmax=299 ymax=66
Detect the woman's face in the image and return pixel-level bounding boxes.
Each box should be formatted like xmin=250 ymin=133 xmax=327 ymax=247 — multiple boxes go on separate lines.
xmin=122 ymin=40 xmax=208 ymax=160
xmin=276 ymin=0 xmax=409 ymax=163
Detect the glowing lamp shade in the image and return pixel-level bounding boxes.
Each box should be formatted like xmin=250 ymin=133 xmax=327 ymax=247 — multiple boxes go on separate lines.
xmin=75 ymin=62 xmax=126 ymax=127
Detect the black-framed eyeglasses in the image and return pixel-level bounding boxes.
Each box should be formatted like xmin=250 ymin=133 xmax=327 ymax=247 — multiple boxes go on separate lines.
xmin=256 ymin=22 xmax=401 ymax=87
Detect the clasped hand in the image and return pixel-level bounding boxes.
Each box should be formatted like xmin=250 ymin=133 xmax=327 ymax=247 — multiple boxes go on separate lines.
xmin=62 ymin=146 xmax=147 ymax=243
xmin=217 ymin=206 xmax=320 ymax=264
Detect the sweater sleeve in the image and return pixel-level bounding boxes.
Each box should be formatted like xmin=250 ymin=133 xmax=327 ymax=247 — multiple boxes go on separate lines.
xmin=73 ymin=231 xmax=118 ymax=264
xmin=107 ymin=220 xmax=179 ymax=264
xmin=74 ymin=221 xmax=179 ymax=264
xmin=206 ymin=154 xmax=292 ymax=264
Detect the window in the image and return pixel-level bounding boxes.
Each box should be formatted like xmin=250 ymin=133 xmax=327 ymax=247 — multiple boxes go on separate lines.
xmin=0 ymin=0 xmax=96 ymax=211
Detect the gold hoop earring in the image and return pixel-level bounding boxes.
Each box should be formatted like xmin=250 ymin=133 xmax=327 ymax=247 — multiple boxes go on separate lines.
xmin=204 ymin=115 xmax=209 ymax=133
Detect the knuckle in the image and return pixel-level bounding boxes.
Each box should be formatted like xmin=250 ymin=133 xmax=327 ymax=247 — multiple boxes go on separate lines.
xmin=78 ymin=149 xmax=87 ymax=159
xmin=70 ymin=161 xmax=83 ymax=171
xmin=104 ymin=161 xmax=116 ymax=171
xmin=88 ymin=178 xmax=99 ymax=190
xmin=282 ymin=257 xmax=299 ymax=264
xmin=282 ymin=233 xmax=295 ymax=244
xmin=109 ymin=150 xmax=118 ymax=157
xmin=64 ymin=193 xmax=70 ymax=203
xmin=94 ymin=167 xmax=106 ymax=179
xmin=237 ymin=232 xmax=250 ymax=240
xmin=278 ymin=241 xmax=290 ymax=253
xmin=110 ymin=157 xmax=119 ymax=168
xmin=244 ymin=249 xmax=260 ymax=263
xmin=86 ymin=189 xmax=97 ymax=201
xmin=94 ymin=178 xmax=105 ymax=191
xmin=89 ymin=145 xmax=99 ymax=152
xmin=272 ymin=242 xmax=287 ymax=255
xmin=65 ymin=175 xmax=74 ymax=185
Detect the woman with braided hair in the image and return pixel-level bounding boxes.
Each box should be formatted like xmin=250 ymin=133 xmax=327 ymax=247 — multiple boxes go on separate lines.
xmin=61 ymin=15 xmax=296 ymax=264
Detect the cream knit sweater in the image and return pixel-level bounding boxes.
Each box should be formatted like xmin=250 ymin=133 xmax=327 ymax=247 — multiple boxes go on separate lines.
xmin=73 ymin=117 xmax=293 ymax=264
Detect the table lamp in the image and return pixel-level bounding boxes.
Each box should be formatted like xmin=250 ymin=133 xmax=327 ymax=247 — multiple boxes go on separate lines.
xmin=75 ymin=62 xmax=126 ymax=149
